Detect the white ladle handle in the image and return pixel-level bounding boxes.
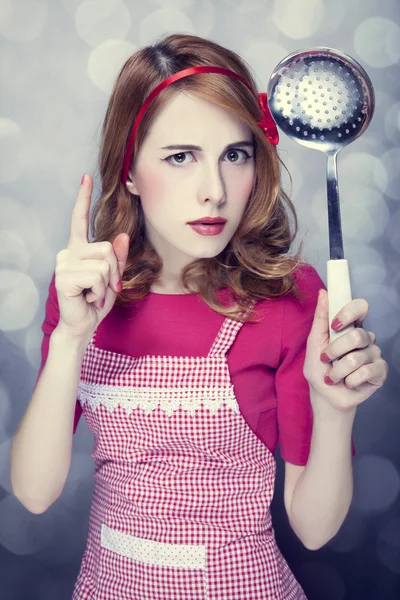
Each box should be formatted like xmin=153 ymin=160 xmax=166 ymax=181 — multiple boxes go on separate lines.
xmin=327 ymin=259 xmax=354 ymax=367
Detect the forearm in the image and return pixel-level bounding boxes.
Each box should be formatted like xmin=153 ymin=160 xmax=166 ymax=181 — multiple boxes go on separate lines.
xmin=10 ymin=325 xmax=89 ymax=514
xmin=288 ymin=397 xmax=356 ymax=550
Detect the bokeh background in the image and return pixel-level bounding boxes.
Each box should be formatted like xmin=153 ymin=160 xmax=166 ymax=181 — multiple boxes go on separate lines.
xmin=1 ymin=0 xmax=400 ymax=598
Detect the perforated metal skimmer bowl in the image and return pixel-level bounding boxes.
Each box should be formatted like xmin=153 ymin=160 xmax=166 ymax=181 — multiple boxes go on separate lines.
xmin=267 ymin=47 xmax=375 ymax=353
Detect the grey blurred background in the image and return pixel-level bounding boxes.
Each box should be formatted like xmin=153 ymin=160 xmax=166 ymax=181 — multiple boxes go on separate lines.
xmin=0 ymin=0 xmax=399 ymax=599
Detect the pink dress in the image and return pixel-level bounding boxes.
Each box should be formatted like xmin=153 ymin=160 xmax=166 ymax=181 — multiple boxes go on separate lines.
xmin=71 ymin=305 xmax=308 ymax=599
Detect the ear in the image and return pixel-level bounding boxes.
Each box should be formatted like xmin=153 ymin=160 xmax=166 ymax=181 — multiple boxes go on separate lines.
xmin=125 ymin=171 xmax=139 ymax=195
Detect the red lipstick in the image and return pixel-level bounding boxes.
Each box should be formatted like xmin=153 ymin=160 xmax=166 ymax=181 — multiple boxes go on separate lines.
xmin=187 ymin=217 xmax=227 ymax=236
xmin=187 ymin=217 xmax=227 ymax=224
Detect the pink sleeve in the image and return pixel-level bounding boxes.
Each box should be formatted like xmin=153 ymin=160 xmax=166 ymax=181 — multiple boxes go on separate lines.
xmin=275 ymin=264 xmax=356 ymax=465
xmin=33 ymin=271 xmax=82 ymax=435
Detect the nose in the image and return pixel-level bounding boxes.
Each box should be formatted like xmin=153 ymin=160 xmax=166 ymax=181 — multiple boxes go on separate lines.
xmin=197 ymin=161 xmax=226 ymax=207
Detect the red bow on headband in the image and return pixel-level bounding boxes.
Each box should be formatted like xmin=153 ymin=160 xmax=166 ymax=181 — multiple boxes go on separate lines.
xmin=257 ymin=92 xmax=279 ymax=146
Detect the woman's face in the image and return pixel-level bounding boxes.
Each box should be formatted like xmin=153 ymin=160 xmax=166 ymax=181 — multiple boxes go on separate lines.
xmin=126 ymin=91 xmax=256 ymax=278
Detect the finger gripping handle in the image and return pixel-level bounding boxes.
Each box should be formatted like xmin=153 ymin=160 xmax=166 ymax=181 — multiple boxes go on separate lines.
xmin=327 ymin=259 xmax=354 ymax=366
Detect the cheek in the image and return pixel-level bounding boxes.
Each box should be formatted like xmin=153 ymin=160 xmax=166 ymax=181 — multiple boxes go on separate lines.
xmin=138 ymin=167 xmax=169 ymax=214
xmin=227 ymin=166 xmax=255 ymax=204
xmin=243 ymin=172 xmax=255 ymax=199
xmin=139 ymin=166 xmax=193 ymax=221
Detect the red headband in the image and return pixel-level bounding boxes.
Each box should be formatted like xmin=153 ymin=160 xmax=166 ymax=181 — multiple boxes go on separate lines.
xmin=120 ymin=65 xmax=279 ymax=186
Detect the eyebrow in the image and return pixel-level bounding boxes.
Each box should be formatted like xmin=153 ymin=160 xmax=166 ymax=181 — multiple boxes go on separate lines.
xmin=160 ymin=141 xmax=254 ymax=151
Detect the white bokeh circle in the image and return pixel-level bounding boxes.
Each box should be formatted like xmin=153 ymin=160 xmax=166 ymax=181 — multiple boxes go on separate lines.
xmin=342 ymin=185 xmax=389 ymax=243
xmin=88 ymin=39 xmax=137 ymax=94
xmin=65 ymin=52 xmax=105 ymax=103
xmin=0 ymin=270 xmax=40 ymax=331
xmin=378 ymin=517 xmax=400 ymax=550
xmin=386 ymin=205 xmax=400 ymax=254
xmin=0 ymin=0 xmax=47 ymax=43
xmin=316 ymin=0 xmax=347 ymax=36
xmin=310 ymin=184 xmax=389 ymax=244
xmin=272 ymin=0 xmax=326 ymax=40
xmin=0 ymin=119 xmax=24 ymax=183
xmin=0 ymin=381 xmax=11 ymax=441
xmin=354 ymin=401 xmax=391 ymax=447
xmin=354 ymin=17 xmax=400 ymax=69
xmin=384 ymin=101 xmax=400 ymax=146
xmin=340 ymin=152 xmax=388 ymax=193
xmin=353 ymin=455 xmax=400 ymax=514
xmin=150 ymin=0 xmax=194 ymax=7
xmin=34 ymin=506 xmax=87 ymax=566
xmin=188 ymin=0 xmax=216 ymax=37
xmin=61 ymin=0 xmax=84 ymax=17
xmin=327 ymin=508 xmax=369 ymax=553
xmin=139 ymin=9 xmax=195 ymax=46
xmin=223 ymin=0 xmax=264 ymax=11
xmin=243 ymin=40 xmax=289 ymax=89
xmin=0 ymin=437 xmax=13 ymax=492
xmin=58 ymin=143 xmax=98 ymax=197
xmin=355 ymin=282 xmax=400 ymax=342
xmin=0 ymin=52 xmax=10 ymax=89
xmin=0 ymin=197 xmax=54 ymax=282
xmin=381 ymin=148 xmax=400 ymax=201
xmin=75 ymin=0 xmax=131 ymax=48
xmin=348 ymin=246 xmax=387 ymax=289
xmin=392 ymin=335 xmax=400 ymax=377
xmin=303 ymin=237 xmax=387 ymax=294
xmin=377 ymin=518 xmax=400 ymax=575
xmin=0 ymin=492 xmax=56 ymax=554
xmin=24 ymin=325 xmax=45 ymax=371
xmin=0 ymin=230 xmax=30 ymax=272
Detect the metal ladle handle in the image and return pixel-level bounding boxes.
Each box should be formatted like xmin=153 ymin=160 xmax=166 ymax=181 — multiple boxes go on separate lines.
xmin=326 ymin=151 xmax=354 ymax=367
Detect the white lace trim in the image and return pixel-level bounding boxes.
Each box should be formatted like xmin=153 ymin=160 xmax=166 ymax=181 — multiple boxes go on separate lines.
xmin=77 ymin=382 xmax=240 ymax=417
xmin=101 ymin=523 xmax=206 ymax=570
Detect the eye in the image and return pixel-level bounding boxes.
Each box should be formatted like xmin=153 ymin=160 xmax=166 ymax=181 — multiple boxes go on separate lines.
xmin=164 ymin=148 xmax=253 ymax=167
xmin=165 ymin=152 xmax=193 ymax=166
xmin=224 ymin=149 xmax=252 ymax=163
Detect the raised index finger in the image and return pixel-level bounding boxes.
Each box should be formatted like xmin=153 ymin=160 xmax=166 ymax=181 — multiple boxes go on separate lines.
xmin=67 ymin=173 xmax=93 ymax=249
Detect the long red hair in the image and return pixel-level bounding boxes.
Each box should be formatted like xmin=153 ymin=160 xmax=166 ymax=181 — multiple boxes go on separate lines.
xmin=90 ymin=33 xmax=307 ymax=322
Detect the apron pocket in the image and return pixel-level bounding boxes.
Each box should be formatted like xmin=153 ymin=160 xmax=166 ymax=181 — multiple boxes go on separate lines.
xmin=97 ymin=523 xmax=207 ymax=599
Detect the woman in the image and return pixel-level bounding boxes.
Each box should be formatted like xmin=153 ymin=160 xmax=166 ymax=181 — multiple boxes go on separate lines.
xmin=10 ymin=33 xmax=388 ymax=599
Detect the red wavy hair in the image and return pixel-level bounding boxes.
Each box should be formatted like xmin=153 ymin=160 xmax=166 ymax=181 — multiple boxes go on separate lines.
xmin=89 ymin=33 xmax=307 ymax=322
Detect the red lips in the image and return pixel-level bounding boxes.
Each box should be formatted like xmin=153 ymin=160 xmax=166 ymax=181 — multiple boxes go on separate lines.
xmin=187 ymin=217 xmax=227 ymax=224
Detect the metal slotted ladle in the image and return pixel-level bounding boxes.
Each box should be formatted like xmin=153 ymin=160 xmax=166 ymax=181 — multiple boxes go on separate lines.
xmin=267 ymin=47 xmax=375 ymax=365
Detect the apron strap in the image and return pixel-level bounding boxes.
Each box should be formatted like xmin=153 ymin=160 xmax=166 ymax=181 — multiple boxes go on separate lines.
xmin=207 ymin=300 xmax=257 ymax=357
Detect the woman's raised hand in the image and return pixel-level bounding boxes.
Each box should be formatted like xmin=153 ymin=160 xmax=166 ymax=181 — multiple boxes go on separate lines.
xmin=54 ymin=174 xmax=130 ymax=340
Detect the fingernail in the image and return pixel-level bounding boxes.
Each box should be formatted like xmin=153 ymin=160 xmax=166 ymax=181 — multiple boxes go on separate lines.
xmin=81 ymin=174 xmax=85 ymax=185
xmin=117 ymin=280 xmax=123 ymax=292
xmin=324 ymin=374 xmax=335 ymax=385
xmin=320 ymin=353 xmax=331 ymax=363
xmin=332 ymin=318 xmax=342 ymax=330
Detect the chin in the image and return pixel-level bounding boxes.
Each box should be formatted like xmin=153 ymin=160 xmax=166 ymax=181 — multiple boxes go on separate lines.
xmin=185 ymin=241 xmax=229 ymax=260
xmin=192 ymin=250 xmax=222 ymax=260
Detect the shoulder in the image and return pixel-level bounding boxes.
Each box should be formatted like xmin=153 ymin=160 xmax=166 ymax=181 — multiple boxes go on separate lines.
xmin=285 ymin=261 xmax=326 ymax=308
xmin=292 ymin=262 xmax=326 ymax=295
xmin=244 ymin=263 xmax=326 ymax=357
xmin=252 ymin=262 xmax=326 ymax=316
xmin=286 ymin=262 xmax=326 ymax=319
xmin=280 ymin=263 xmax=326 ymax=351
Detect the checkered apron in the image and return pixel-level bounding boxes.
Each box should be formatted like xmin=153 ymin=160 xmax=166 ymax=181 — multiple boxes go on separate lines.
xmin=72 ymin=309 xmax=307 ymax=600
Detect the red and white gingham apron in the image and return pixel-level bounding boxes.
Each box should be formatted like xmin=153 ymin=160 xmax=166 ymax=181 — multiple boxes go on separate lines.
xmin=72 ymin=308 xmax=308 ymax=599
